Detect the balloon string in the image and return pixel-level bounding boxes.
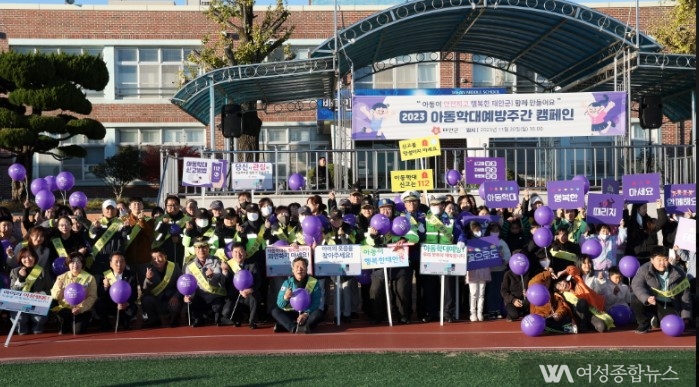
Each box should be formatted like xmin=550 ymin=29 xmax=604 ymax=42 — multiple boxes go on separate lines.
xmin=24 ymin=177 xmax=29 ymax=201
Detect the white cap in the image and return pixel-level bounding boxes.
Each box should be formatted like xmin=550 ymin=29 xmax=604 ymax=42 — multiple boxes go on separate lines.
xmin=102 ymin=199 xmax=118 ymax=209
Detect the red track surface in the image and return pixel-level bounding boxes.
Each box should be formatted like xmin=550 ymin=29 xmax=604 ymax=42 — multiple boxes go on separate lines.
xmin=1 ymin=319 xmax=694 ymax=362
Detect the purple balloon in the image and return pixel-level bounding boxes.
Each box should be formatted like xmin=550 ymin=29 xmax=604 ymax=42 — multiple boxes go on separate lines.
xmin=533 ymin=227 xmax=553 ymax=248
xmin=233 ymin=269 xmax=254 ymax=291
xmin=30 ymin=178 xmax=48 ymax=196
xmin=581 ymin=239 xmax=603 ymax=258
xmin=478 ymin=183 xmax=485 ymax=198
xmin=68 ymin=191 xmax=88 ymax=209
xmin=0 ymin=239 xmax=11 ymax=251
xmin=170 ymin=223 xmax=182 ymax=236
xmin=526 ymin=283 xmax=551 ymax=307
xmin=176 ymin=274 xmax=198 ymax=296
xmin=35 ymin=189 xmax=56 ymax=211
xmin=342 ymin=214 xmax=357 ymax=227
xmin=370 ymin=214 xmax=391 ymax=235
xmin=52 ymin=257 xmax=69 ymax=276
xmin=288 ymin=173 xmax=305 ymax=190
xmin=607 ymin=304 xmax=633 ymax=326
xmin=272 ymin=239 xmax=290 ymax=247
xmin=660 ymin=314 xmax=685 ymax=337
xmin=509 ymin=253 xmax=530 ymax=276
xmin=391 ymin=216 xmax=411 ymax=237
xmin=267 ymin=213 xmax=277 ymax=225
xmin=289 ymin=288 xmax=311 ymax=312
xmin=572 ymin=175 xmax=590 ymax=194
xmin=56 ymin=171 xmax=75 ymax=191
xmin=445 ymin=169 xmax=461 ymax=186
xmin=520 ymin=313 xmax=546 ymax=337
xmin=63 ymin=282 xmax=87 ymax=306
xmin=8 ymin=163 xmax=26 ymax=181
xmin=619 ymin=255 xmax=640 ymax=278
xmin=303 ymin=232 xmax=323 ymax=245
xmin=109 ymin=279 xmax=132 ymax=304
xmin=534 ymin=206 xmax=554 ymax=226
xmin=394 ymin=200 xmax=406 ymax=212
xmin=301 ymin=215 xmax=322 ymax=235
xmin=356 ymin=269 xmax=372 ymax=285
xmin=44 ymin=175 xmax=58 ymax=192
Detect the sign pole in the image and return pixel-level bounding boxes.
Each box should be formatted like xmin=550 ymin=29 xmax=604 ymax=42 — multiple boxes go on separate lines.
xmin=336 ymin=275 xmax=341 ymax=326
xmin=4 ymin=311 xmax=21 ymax=347
xmin=384 ymin=267 xmax=392 ymax=326
xmin=440 ymin=275 xmax=445 ymax=326
xmin=455 ymin=278 xmax=460 ymax=320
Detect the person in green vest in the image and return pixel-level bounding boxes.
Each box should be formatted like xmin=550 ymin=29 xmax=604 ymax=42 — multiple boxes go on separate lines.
xmin=153 ymin=195 xmax=191 ymax=266
xmin=184 ymin=238 xmax=232 ymax=327
xmin=182 ymin=209 xmax=218 ymax=264
xmin=95 ymin=252 xmax=139 ymax=331
xmin=9 ymin=247 xmax=53 ymax=334
xmin=50 ymin=252 xmax=98 ymax=334
xmin=88 ymin=199 xmax=125 ymax=276
xmin=48 ymin=216 xmax=90 ymax=276
xmin=140 ymin=248 xmax=183 ymax=328
xmin=222 ymin=242 xmax=262 ymax=329
xmin=271 ymin=256 xmax=324 ymax=333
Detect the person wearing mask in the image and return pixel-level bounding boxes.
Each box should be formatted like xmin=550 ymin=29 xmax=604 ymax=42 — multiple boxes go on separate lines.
xmin=236 ymin=191 xmax=252 ymax=222
xmin=323 ymin=209 xmax=360 ymax=323
xmin=183 ymin=209 xmax=217 ymax=264
xmin=484 ymin=222 xmax=512 ymax=320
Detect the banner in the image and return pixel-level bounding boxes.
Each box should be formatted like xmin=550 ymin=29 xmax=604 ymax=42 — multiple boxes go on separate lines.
xmin=675 ymin=218 xmax=696 ymax=252
xmin=390 ymin=169 xmax=434 ymax=192
xmin=0 ymin=289 xmax=53 ymax=316
xmin=466 ymin=236 xmax=502 ymax=270
xmin=622 ymin=173 xmax=661 ymax=203
xmin=547 ymin=180 xmax=586 ymax=209
xmin=465 ymin=157 xmax=506 ymax=184
xmin=601 ymin=178 xmax=620 ymax=194
xmin=664 ymin=184 xmax=696 ymax=214
xmin=181 ymin=157 xmax=227 ymax=188
xmin=360 ymin=246 xmax=410 ymax=269
xmin=420 ymin=244 xmax=467 ymax=275
xmin=314 ymin=245 xmax=362 ymax=276
xmin=482 ymin=181 xmax=519 ymax=208
xmin=586 ymin=194 xmax=624 ymax=225
xmin=352 ymin=91 xmax=627 ymax=140
xmin=231 ymin=163 xmax=274 ymax=190
xmin=399 ymin=136 xmax=441 ymax=161
xmin=265 ymin=246 xmax=313 ymax=277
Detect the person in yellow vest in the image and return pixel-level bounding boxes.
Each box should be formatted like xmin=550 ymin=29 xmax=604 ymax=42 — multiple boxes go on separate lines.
xmin=122 ymin=197 xmax=155 ymax=278
xmin=222 ymin=242 xmax=261 ymax=329
xmin=182 ymin=209 xmax=218 ymax=264
xmin=15 ymin=226 xmax=51 ymax=275
xmin=140 ymin=248 xmax=183 ymax=328
xmin=324 ymin=209 xmax=359 ymax=323
xmin=88 ymin=199 xmax=125 ymax=276
xmin=631 ymin=246 xmax=692 ymax=334
xmin=9 ymin=247 xmax=53 ymax=334
xmin=399 ymin=191 xmax=426 ymax=324
xmin=239 ymin=203 xmax=270 ymax=320
xmin=153 ymin=195 xmax=191 ymax=266
xmin=271 ymin=256 xmax=324 ymax=333
xmin=208 ymin=200 xmax=225 ymax=226
xmin=95 ymin=252 xmax=139 ymax=331
xmin=184 ymin=238 xmax=232 ymax=327
xmin=47 ymin=216 xmax=90 ymax=276
xmin=50 ymin=252 xmax=98 ymax=334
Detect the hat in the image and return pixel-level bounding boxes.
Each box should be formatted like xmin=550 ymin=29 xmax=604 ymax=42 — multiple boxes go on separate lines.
xmin=297 ymin=205 xmax=312 ymax=216
xmin=360 ymin=198 xmax=374 ymax=209
xmin=350 ymin=186 xmax=363 ymax=196
xmin=0 ymin=215 xmax=13 ymax=223
xmin=196 ymin=209 xmax=210 ymax=219
xmin=193 ymin=237 xmax=210 ymax=248
xmin=209 ymin=200 xmax=224 ymax=210
xmin=429 ymin=195 xmax=446 ymax=205
xmin=530 ymin=194 xmax=543 ymax=205
xmin=329 ymin=209 xmax=343 ymax=221
xmin=377 ymin=198 xmax=394 ymax=208
xmin=223 ymin=207 xmax=237 ymax=219
xmin=102 ymin=199 xmax=117 ymax=209
xmin=245 ymin=203 xmax=260 ymax=213
xmin=339 ymin=198 xmax=351 ymax=207
xmin=401 ymin=191 xmax=420 ymax=202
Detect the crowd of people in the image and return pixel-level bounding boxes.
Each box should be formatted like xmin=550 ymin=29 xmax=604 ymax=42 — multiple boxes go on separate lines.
xmin=0 ymin=185 xmax=694 ymax=336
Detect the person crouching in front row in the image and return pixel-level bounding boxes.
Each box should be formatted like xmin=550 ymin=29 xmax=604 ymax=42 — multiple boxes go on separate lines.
xmin=271 ymin=256 xmax=323 ymax=333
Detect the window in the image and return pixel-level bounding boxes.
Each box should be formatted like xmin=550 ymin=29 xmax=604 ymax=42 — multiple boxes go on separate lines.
xmin=353 ymin=54 xmax=439 ymax=89
xmin=35 ymin=135 xmax=105 ymax=181
xmin=119 ymin=128 xmax=206 ymax=148
xmin=115 ymin=47 xmax=195 ymax=98
xmin=472 ymin=57 xmax=516 ymax=88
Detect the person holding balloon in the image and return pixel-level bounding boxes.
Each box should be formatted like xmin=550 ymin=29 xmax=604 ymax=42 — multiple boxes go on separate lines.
xmin=95 ymin=252 xmax=139 ymax=331
xmin=50 ymin=252 xmax=98 ymax=334
xmin=554 ymin=264 xmax=614 ymax=333
xmin=222 ymin=242 xmax=261 ymax=329
xmin=9 ymin=247 xmax=53 ymax=334
xmin=527 ymin=268 xmax=576 ymax=334
xmin=141 ymin=248 xmax=183 ymax=328
xmin=631 ymin=247 xmax=692 ymax=334
xmin=323 ymin=209 xmax=359 ymax=323
xmin=153 ymin=195 xmax=192 ymax=266
xmin=48 ymin=216 xmax=91 ymax=272
xmin=580 ymin=223 xmax=627 ymax=278
xmin=184 ymin=238 xmax=232 ymax=327
xmin=271 ymin=256 xmax=324 ymax=333
xmin=500 ymin=252 xmax=533 ymax=322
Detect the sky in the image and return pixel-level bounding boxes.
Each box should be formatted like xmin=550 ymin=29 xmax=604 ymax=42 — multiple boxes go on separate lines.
xmin=0 ymin=0 xmax=644 ymax=5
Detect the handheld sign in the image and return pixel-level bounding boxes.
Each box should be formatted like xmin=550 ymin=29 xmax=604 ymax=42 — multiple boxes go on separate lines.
xmin=265 ymin=246 xmax=313 ymax=277
xmin=420 ymin=244 xmax=467 ymax=275
xmin=622 ymin=173 xmax=661 ymax=203
xmin=399 ymin=136 xmax=441 ymax=161
xmin=0 ymin=289 xmax=52 ymax=316
xmin=482 ymin=181 xmax=520 ymax=208
xmin=390 ymin=169 xmax=434 ymax=192
xmin=675 ymin=218 xmax=696 ymax=252
xmin=314 ymin=245 xmax=362 ymax=276
xmin=360 ymin=246 xmax=410 ymax=269
xmin=586 ymin=193 xmax=624 ymax=225
xmin=664 ymin=184 xmax=696 ymax=215
xmin=465 ymin=157 xmax=505 ymax=184
xmin=547 ymin=180 xmax=586 ymax=209
xmin=466 ymin=236 xmax=503 ymax=271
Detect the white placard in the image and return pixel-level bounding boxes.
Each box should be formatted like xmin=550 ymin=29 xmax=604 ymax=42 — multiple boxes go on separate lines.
xmin=360 ymin=245 xmax=410 ymax=269
xmin=265 ymin=246 xmax=313 ymax=277
xmin=314 ymin=245 xmax=362 ymax=276
xmin=0 ymin=289 xmax=53 ymax=316
xmin=420 ymin=244 xmax=468 ymax=276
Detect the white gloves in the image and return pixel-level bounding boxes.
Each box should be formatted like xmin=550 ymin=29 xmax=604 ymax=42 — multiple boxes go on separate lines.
xmin=457 ymin=241 xmax=466 ymax=250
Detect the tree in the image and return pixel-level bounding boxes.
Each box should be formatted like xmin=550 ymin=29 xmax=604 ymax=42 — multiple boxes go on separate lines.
xmin=188 ymin=0 xmax=294 ymax=161
xmin=91 ymin=146 xmax=144 ymax=201
xmin=651 ymin=0 xmax=696 ymax=54
xmin=0 ymin=51 xmax=109 ymax=201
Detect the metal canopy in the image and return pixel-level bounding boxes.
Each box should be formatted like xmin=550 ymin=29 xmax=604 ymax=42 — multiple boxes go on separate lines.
xmin=172 ymin=0 xmax=696 ymax=125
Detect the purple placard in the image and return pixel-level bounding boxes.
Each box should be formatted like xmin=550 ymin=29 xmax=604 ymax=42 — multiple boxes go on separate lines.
xmin=482 ymin=181 xmax=519 ymax=208
xmin=675 ymin=218 xmax=696 ymax=252
xmin=547 ymin=180 xmax=586 ymax=209
xmin=466 ymin=236 xmax=502 ymax=270
xmin=458 ymin=214 xmax=501 ymax=229
xmin=601 ymin=179 xmax=620 ymax=194
xmin=586 ymin=194 xmax=624 ymax=225
xmin=465 ymin=157 xmax=505 ymax=185
xmin=622 ymin=173 xmax=661 ymax=203
xmin=664 ymin=184 xmax=697 ymax=215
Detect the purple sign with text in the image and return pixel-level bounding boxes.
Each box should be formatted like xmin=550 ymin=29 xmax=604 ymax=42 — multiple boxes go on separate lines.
xmin=586 ymin=194 xmax=624 ymax=225
xmin=622 ymin=173 xmax=661 ymax=203
xmin=482 ymin=181 xmax=519 ymax=208
xmin=459 ymin=214 xmax=501 ymax=229
xmin=601 ymin=179 xmax=620 ymax=194
xmin=547 ymin=180 xmax=585 ymax=209
xmin=466 ymin=236 xmax=502 ymax=270
xmin=465 ymin=157 xmax=505 ymax=185
xmin=664 ymin=184 xmax=696 ymax=214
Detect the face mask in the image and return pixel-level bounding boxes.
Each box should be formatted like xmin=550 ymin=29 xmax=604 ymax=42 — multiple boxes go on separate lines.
xmin=247 ymin=212 xmax=259 ymax=222
xmin=599 ymin=234 xmax=608 ymax=241
xmin=195 ymin=219 xmax=209 ymax=228
xmin=261 ymin=207 xmax=273 ymax=217
xmin=473 ymin=231 xmax=482 ymax=238
xmin=490 ymin=232 xmax=499 ymax=238
xmin=539 ymin=259 xmax=550 ymax=269
xmin=430 ymin=206 xmax=442 ymax=216
xmin=277 ymin=215 xmax=289 ymax=225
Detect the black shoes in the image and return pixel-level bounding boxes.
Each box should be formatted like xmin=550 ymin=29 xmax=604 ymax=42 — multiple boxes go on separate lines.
xmin=399 ymin=317 xmax=411 ymax=325
xmin=273 ymin=323 xmax=281 ymax=333
xmin=192 ymin=318 xmax=204 ymax=327
xmin=635 ymin=322 xmax=650 ymax=334
xmin=249 ymin=322 xmax=257 ymax=330
xmin=341 ymin=315 xmax=352 ymax=323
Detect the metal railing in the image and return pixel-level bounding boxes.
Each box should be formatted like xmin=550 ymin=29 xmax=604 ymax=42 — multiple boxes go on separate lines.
xmin=161 ymin=143 xmax=695 ymax=198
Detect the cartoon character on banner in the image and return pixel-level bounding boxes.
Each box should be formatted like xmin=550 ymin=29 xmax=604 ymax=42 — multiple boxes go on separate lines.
xmin=586 ymin=94 xmax=617 ymax=135
xmin=358 ymin=102 xmax=392 ymax=138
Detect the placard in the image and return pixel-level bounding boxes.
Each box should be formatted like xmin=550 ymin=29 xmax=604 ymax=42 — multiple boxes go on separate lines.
xmin=601 ymin=178 xmax=620 ymax=194
xmin=664 ymin=184 xmax=696 ymax=214
xmin=622 ymin=173 xmax=661 ymax=203
xmin=420 ymin=244 xmax=468 ymax=275
xmin=265 ymin=246 xmax=313 ymax=277
xmin=482 ymin=181 xmax=519 ymax=207
xmin=586 ymin=194 xmax=624 ymax=225
xmin=0 ymin=289 xmax=53 ymax=316
xmin=466 ymin=236 xmax=502 ymax=271
xmin=390 ymin=169 xmax=434 ymax=192
xmin=181 ymin=157 xmax=227 ymax=188
xmin=398 ymin=136 xmax=441 ymax=161
xmin=360 ymin=246 xmax=410 ymax=269
xmin=314 ymin=245 xmax=362 ymax=276
xmin=675 ymin=218 xmax=696 ymax=252
xmin=547 ymin=180 xmax=585 ymax=209
xmin=231 ymin=163 xmax=274 ymax=190
xmin=465 ymin=157 xmax=506 ymax=184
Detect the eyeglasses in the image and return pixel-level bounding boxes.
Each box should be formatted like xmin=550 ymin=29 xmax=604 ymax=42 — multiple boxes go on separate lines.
xmin=196 ymin=245 xmax=210 ymax=249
